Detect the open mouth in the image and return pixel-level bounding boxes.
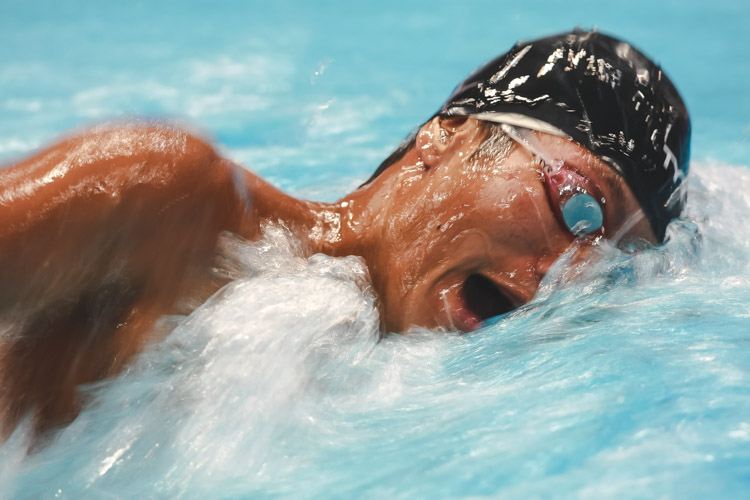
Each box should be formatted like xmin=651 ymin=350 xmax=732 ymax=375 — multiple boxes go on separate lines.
xmin=460 ymin=273 xmax=517 ymax=324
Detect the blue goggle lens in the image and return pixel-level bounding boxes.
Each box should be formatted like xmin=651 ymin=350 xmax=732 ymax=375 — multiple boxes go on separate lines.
xmin=562 ymin=193 xmax=603 ymax=236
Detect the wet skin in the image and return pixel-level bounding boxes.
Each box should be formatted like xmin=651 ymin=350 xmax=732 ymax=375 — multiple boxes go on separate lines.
xmin=0 ymin=117 xmax=653 ymax=435
xmin=340 ymin=116 xmax=656 ymax=331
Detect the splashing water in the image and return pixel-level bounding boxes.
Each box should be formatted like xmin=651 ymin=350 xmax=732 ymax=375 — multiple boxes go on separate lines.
xmin=0 ymin=160 xmax=748 ymax=498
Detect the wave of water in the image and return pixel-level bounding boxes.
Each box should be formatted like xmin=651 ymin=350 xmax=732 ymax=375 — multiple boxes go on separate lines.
xmin=1 ymin=160 xmax=749 ymax=498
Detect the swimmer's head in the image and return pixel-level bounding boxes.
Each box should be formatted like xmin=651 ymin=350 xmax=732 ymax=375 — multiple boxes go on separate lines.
xmin=367 ymin=29 xmax=691 ymax=242
xmin=354 ymin=30 xmax=690 ymax=332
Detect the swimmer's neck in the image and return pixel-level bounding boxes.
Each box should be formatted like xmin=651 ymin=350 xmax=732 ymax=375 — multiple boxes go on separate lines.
xmin=243 ymin=146 xmax=419 ymax=273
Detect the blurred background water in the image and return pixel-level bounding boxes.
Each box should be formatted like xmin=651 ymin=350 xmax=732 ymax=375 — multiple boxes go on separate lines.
xmin=1 ymin=0 xmax=749 ymax=498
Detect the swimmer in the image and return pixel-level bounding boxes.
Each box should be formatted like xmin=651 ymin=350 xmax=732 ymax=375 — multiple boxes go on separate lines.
xmin=0 ymin=30 xmax=690 ymax=435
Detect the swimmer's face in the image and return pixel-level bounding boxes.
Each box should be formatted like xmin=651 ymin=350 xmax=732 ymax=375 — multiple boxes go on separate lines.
xmin=366 ymin=116 xmax=655 ymax=332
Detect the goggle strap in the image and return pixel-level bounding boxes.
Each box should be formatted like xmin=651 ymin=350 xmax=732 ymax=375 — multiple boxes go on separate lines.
xmin=611 ymin=209 xmax=646 ymax=246
xmin=500 ymin=124 xmax=559 ymax=172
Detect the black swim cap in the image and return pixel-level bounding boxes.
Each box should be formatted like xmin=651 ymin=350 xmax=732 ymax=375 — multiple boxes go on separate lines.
xmin=439 ymin=30 xmax=690 ymax=242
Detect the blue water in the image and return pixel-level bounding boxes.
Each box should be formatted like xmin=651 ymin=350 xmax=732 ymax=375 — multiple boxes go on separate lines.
xmin=2 ymin=0 xmax=750 ymax=498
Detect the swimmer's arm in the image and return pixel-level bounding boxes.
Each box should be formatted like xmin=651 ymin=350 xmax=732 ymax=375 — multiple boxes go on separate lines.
xmin=0 ymin=125 xmax=260 ymax=310
xmin=0 ymin=125 xmax=257 ymax=432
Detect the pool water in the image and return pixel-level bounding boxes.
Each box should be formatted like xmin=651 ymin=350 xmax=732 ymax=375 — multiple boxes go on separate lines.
xmin=1 ymin=0 xmax=750 ymax=498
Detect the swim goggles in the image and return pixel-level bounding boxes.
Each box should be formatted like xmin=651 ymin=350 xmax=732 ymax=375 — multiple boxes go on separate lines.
xmin=500 ymin=123 xmax=605 ymax=238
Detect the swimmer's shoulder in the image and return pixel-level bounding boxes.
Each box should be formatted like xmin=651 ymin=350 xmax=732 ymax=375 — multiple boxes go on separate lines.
xmin=0 ymin=121 xmax=235 ymax=197
xmin=0 ymin=122 xmax=254 ymax=240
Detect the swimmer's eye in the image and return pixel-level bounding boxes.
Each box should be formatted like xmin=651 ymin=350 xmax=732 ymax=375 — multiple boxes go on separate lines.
xmin=543 ymin=162 xmax=605 ymax=237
